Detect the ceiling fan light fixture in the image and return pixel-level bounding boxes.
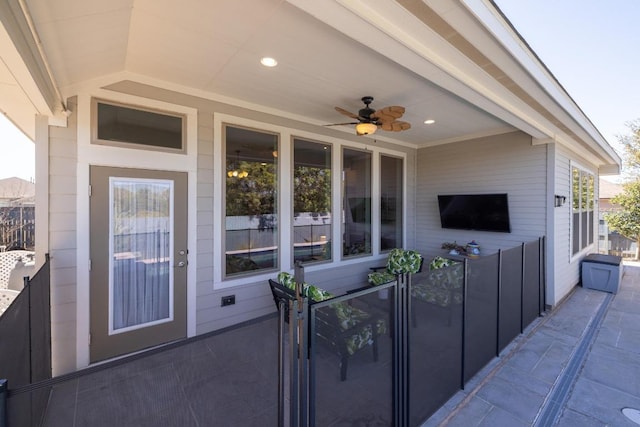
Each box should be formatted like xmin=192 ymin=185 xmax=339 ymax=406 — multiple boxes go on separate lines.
xmin=355 ymin=122 xmax=377 ymax=135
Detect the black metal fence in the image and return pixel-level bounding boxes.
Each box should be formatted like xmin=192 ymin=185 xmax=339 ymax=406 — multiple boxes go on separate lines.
xmin=278 ymin=237 xmax=545 ymax=426
xmin=0 ymin=254 xmax=51 ymax=427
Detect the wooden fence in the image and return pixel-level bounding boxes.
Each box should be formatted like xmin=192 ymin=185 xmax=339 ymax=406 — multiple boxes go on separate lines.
xmin=0 ymin=207 xmax=35 ymax=251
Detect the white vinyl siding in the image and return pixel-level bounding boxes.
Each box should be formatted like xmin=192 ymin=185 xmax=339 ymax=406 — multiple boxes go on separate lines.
xmin=553 ymin=145 xmax=599 ymax=304
xmin=49 ymin=97 xmax=79 ymax=375
xmin=47 ymin=83 xmax=417 ymax=369
xmin=415 ymin=131 xmax=547 ymax=259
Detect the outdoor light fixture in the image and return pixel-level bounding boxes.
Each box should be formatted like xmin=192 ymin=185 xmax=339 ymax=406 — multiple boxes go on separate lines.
xmin=355 ymin=122 xmax=377 ymax=136
xmin=554 ymin=194 xmax=566 ymax=207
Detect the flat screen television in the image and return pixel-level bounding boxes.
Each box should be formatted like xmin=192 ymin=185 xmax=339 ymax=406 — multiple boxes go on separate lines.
xmin=437 ymin=194 xmax=511 ymax=233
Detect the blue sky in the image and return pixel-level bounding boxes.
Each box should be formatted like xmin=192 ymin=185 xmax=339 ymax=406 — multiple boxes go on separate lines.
xmin=1 ymin=1 xmax=638 ymax=180
xmin=495 ymin=0 xmax=640 ymax=156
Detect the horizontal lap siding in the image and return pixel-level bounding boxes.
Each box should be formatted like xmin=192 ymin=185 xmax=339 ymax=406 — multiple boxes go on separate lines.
xmin=553 ymin=145 xmax=599 ymax=305
xmin=415 ymin=132 xmax=547 ymax=259
xmin=174 ymin=94 xmax=417 ymax=336
xmin=49 ymin=97 xmax=78 ymax=375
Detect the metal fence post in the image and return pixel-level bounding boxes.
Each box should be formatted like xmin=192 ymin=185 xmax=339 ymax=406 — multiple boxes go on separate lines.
xmin=0 ymin=379 xmax=7 ymax=427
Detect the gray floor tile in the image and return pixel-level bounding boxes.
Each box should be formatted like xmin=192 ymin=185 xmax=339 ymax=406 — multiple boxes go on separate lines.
xmin=41 ymin=380 xmax=78 ymax=427
xmin=530 ymin=340 xmax=574 ymax=383
xmin=442 ymin=395 xmax=492 ymax=427
xmin=565 ymin=377 xmax=640 ymax=427
xmin=74 ymin=363 xmax=186 ymax=426
xmin=555 ymin=408 xmax=608 ymax=427
xmin=494 ymin=364 xmax=553 ymax=397
xmin=478 ymin=405 xmax=529 ymax=427
xmin=476 ymin=375 xmax=545 ymax=424
xmin=582 ymin=344 xmax=640 ymax=396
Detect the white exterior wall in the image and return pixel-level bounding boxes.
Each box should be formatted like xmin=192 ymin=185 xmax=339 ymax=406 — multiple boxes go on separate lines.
xmin=46 ymin=81 xmax=417 ymax=372
xmin=49 ymin=97 xmax=78 ymax=374
xmin=552 ymin=144 xmax=600 ymax=305
xmin=415 ymin=131 xmax=548 ymax=259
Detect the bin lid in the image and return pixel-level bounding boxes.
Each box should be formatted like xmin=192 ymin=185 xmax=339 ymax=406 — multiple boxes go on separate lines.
xmin=583 ymin=254 xmax=622 ymax=266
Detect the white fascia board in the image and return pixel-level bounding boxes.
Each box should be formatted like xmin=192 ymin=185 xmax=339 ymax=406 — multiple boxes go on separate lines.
xmin=0 ymin=25 xmax=42 ymax=138
xmin=0 ymin=4 xmax=56 ymax=117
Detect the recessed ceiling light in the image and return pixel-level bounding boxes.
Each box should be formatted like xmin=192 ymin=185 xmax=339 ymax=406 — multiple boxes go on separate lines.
xmin=260 ymin=57 xmax=278 ymax=67
xmin=424 ymin=119 xmax=436 ymax=125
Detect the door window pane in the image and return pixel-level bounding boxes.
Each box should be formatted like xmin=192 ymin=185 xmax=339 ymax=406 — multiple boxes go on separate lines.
xmin=225 ymin=126 xmax=279 ymax=276
xmin=110 ymin=178 xmax=173 ymax=332
xmin=294 ymin=139 xmax=332 ymax=263
xmin=380 ymin=155 xmax=403 ymax=251
xmin=343 ymin=148 xmax=371 ymax=257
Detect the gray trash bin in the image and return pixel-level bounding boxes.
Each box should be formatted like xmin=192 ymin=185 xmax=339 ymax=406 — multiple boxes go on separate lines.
xmin=581 ymin=254 xmax=623 ymax=294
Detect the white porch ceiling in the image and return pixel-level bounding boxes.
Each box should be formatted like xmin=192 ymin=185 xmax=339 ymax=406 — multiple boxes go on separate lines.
xmin=23 ymin=0 xmax=511 ymax=147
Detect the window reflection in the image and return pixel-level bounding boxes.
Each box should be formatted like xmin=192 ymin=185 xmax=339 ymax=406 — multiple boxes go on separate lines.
xmin=224 ymin=126 xmax=279 ymax=276
xmin=380 ymin=155 xmax=403 ymax=251
xmin=343 ymin=148 xmax=371 ymax=257
xmin=294 ymin=139 xmax=332 ymax=263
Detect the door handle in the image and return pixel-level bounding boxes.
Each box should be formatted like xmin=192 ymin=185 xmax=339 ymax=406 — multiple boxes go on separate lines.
xmin=177 ymin=261 xmax=186 ymax=268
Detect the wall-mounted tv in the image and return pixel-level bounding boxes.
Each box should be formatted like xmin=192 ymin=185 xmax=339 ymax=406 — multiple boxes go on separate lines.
xmin=437 ymin=194 xmax=511 ymax=233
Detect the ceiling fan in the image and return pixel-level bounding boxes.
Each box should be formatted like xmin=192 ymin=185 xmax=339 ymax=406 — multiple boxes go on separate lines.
xmin=326 ymin=96 xmax=411 ymax=135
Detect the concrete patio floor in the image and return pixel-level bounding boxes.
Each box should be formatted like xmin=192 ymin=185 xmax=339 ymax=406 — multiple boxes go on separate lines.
xmin=25 ymin=262 xmax=640 ymax=426
xmin=425 ymin=261 xmax=640 ymax=427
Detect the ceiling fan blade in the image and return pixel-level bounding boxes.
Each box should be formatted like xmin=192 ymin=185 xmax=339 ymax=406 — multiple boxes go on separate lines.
xmin=390 ymin=121 xmax=411 ymax=131
xmin=335 ymin=106 xmax=359 ymax=119
xmin=372 ymin=106 xmax=405 ymax=120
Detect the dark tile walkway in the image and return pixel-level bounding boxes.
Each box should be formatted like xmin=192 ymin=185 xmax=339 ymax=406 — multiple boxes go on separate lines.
xmin=425 ymin=261 xmax=640 ymax=426
xmin=42 ymin=317 xmax=280 ymax=426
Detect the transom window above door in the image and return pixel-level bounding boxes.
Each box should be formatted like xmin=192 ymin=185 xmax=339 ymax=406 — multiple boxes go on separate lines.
xmin=92 ymin=99 xmax=186 ymax=153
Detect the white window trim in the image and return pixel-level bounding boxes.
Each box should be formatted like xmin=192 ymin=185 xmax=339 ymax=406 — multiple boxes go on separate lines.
xmin=213 ymin=113 xmax=407 ymax=289
xmin=569 ymin=161 xmax=596 ymax=261
xmin=91 ymin=98 xmax=187 ymax=154
xmin=76 ymin=91 xmax=198 ymax=369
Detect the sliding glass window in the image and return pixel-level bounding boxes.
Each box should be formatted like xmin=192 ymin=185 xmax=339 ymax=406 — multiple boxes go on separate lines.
xmin=380 ymin=155 xmax=403 ymax=251
xmin=343 ymin=148 xmax=372 ymax=257
xmin=293 ymin=139 xmax=332 ymax=264
xmin=224 ymin=125 xmax=279 ymax=276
